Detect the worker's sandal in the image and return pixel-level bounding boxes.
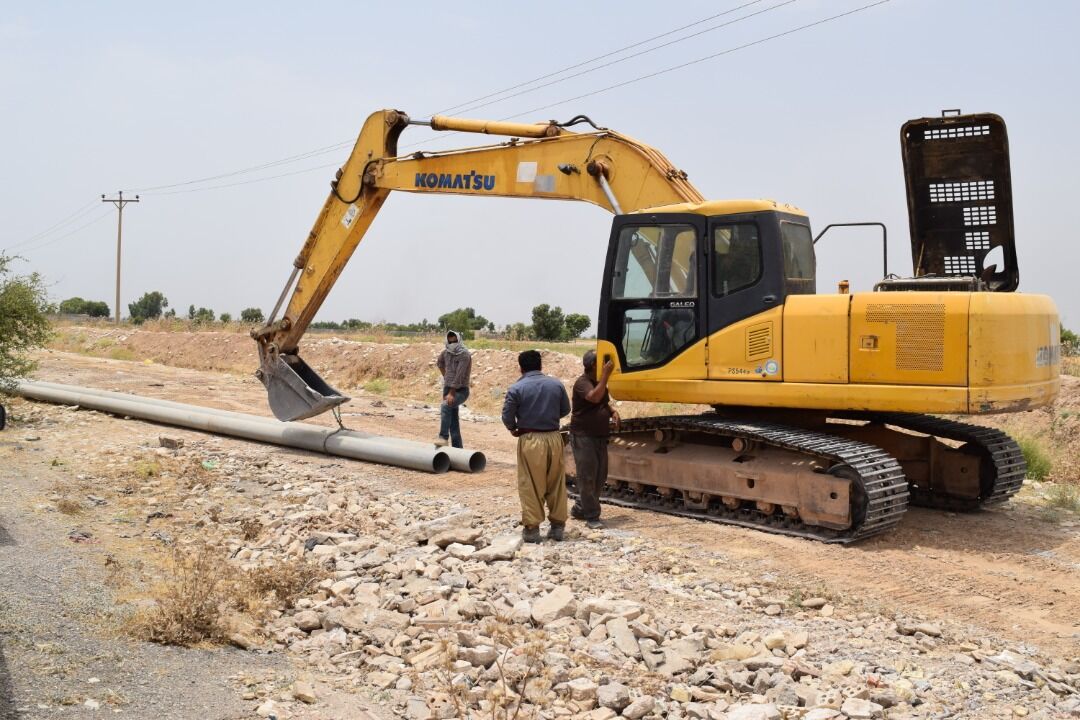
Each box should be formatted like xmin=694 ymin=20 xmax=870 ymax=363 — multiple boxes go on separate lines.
xmin=433 ymin=436 xmax=448 ymax=447
xmin=522 ymin=526 xmax=541 ymax=544
xmin=547 ymin=523 xmax=565 ymax=542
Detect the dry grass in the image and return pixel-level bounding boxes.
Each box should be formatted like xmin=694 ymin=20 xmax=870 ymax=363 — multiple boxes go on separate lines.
xmin=55 ymin=497 xmax=83 ymax=515
xmin=1045 ymin=482 xmax=1080 ymax=513
xmin=130 ymin=544 xmax=326 ymax=646
xmin=132 ymin=544 xmax=234 ymax=646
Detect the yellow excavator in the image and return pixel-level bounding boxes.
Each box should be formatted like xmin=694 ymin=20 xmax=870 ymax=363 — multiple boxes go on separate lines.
xmin=253 ymin=109 xmax=1061 ymax=541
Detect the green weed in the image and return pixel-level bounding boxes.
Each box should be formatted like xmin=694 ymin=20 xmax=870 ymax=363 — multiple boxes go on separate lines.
xmin=1016 ymin=434 xmax=1053 ymax=481
xmin=363 ymin=378 xmax=390 ymax=394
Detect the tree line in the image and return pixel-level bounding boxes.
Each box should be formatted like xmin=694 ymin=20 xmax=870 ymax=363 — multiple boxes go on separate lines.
xmin=56 ymin=290 xmax=595 ymax=341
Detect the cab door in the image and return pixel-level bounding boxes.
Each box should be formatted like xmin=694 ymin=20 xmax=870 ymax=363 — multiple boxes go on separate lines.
xmin=706 ymin=213 xmax=787 ymax=380
xmin=598 ymin=214 xmax=708 ymax=378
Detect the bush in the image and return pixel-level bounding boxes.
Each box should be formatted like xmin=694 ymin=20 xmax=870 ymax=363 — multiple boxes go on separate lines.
xmin=59 ymin=296 xmax=110 ymax=317
xmin=219 ymin=312 xmax=232 ymax=324
xmin=1063 ymin=326 xmax=1078 ymax=356
xmin=0 ymin=254 xmax=51 ymax=392
xmin=240 ymin=307 xmax=264 ymax=324
xmin=129 ymin=291 xmax=169 ymax=324
xmin=1016 ymin=434 xmax=1053 ymax=482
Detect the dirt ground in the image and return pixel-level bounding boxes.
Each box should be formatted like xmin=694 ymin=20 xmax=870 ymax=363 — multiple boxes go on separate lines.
xmin=2 ymin=330 xmax=1078 ymax=716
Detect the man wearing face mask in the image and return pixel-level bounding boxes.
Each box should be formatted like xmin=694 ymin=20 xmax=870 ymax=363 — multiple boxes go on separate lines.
xmin=435 ymin=330 xmax=472 ymax=448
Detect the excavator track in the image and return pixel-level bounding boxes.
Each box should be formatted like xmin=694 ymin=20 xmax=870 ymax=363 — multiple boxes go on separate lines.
xmin=570 ymin=414 xmax=909 ymax=543
xmin=855 ymin=413 xmax=1027 ymax=511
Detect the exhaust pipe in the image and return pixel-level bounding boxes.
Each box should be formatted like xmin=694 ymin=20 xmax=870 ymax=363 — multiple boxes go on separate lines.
xmin=14 ymin=381 xmax=454 ymax=474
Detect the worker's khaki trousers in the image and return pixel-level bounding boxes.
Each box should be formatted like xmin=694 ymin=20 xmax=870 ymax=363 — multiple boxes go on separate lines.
xmin=516 ymin=431 xmax=567 ymax=527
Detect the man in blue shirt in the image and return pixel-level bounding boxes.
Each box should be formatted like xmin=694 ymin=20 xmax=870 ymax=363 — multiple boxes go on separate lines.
xmin=502 ymin=350 xmax=571 ymax=543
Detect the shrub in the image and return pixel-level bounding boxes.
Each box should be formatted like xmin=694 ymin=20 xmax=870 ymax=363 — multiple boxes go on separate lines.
xmin=0 ymin=254 xmax=51 ymax=392
xmin=219 ymin=312 xmax=232 ymax=324
xmin=364 ymin=378 xmax=390 ymax=394
xmin=1016 ymin=434 xmax=1053 ymax=482
xmin=59 ymin=297 xmax=110 ymax=317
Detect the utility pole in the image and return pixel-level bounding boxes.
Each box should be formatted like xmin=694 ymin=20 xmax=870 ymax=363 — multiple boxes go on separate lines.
xmin=101 ymin=191 xmax=139 ymax=324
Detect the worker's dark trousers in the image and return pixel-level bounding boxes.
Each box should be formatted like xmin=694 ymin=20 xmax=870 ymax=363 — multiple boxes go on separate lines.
xmin=438 ymin=386 xmax=470 ymax=448
xmin=571 ymin=433 xmax=608 ymax=521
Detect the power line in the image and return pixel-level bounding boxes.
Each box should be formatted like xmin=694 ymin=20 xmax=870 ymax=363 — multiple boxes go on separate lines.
xmin=128 ymin=0 xmax=890 ymax=198
xmin=16 ymin=207 xmax=113 ymax=254
xmin=442 ymin=0 xmax=797 ymax=118
xmin=429 ymin=0 xmax=768 ymax=116
xmin=125 ymin=2 xmax=783 ymax=195
xmin=492 ymin=1 xmax=892 ymax=126
xmin=2 ymin=200 xmax=101 ymax=252
xmin=147 ymin=161 xmax=341 ymax=196
xmin=131 ymin=139 xmax=354 ymax=194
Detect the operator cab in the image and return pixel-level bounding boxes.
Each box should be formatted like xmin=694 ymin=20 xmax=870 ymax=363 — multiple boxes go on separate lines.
xmin=598 ymin=202 xmax=814 ymax=371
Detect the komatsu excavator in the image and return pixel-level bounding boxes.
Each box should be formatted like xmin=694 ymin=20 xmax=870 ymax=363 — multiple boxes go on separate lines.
xmin=252 ymin=109 xmax=1061 ymax=542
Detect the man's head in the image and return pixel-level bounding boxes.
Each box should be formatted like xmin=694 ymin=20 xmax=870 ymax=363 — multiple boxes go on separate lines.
xmin=582 ymin=349 xmax=597 ymax=372
xmin=518 ymin=349 xmax=542 ymax=374
xmin=446 ymin=331 xmax=458 ymax=345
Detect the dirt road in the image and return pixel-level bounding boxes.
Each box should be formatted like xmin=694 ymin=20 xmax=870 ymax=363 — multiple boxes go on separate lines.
xmin=22 ymin=349 xmax=1080 ymax=661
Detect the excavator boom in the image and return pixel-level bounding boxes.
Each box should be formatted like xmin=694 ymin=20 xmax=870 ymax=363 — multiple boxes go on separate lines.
xmin=253 ymin=109 xmax=702 ymax=421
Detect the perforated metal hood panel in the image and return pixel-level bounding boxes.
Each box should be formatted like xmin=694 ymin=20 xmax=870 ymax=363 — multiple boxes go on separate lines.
xmin=901 ymin=112 xmax=1018 ymax=291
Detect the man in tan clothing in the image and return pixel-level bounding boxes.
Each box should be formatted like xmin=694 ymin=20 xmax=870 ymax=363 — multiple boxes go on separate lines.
xmin=501 ymin=350 xmax=571 ymax=543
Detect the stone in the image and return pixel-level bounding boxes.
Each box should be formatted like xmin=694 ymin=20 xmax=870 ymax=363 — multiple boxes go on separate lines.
xmin=158 ymin=436 xmax=184 ymax=449
xmin=410 ymin=511 xmax=475 ymax=544
xmin=332 ymin=606 xmax=410 ymax=632
xmin=606 ymin=617 xmax=642 ymax=659
xmin=763 ymin=604 xmax=782 ymax=616
xmin=255 ymin=699 xmax=278 ymax=717
xmin=763 ymin=631 xmax=786 ymax=650
xmin=597 ymin=682 xmax=631 ymax=711
xmin=293 ymin=609 xmax=321 ymax=632
xmin=445 ymin=542 xmax=475 ymax=559
xmin=460 ymin=645 xmax=498 ymax=667
xmin=803 ymin=710 xmax=841 ymax=720
xmin=292 ymin=681 xmax=317 ymax=703
xmin=913 ymin=622 xmax=942 ymax=637
xmin=629 ymin=620 xmax=664 ymax=642
xmin=685 ymin=702 xmax=713 ymax=719
xmin=220 ymin=612 xmax=261 ymax=650
xmin=568 ymin=677 xmax=599 ymax=703
xmin=621 ymin=695 xmax=655 ymax=719
xmin=473 ymin=533 xmax=523 ymax=562
xmin=669 ymin=685 xmax=692 ymax=703
xmin=840 ymin=697 xmax=884 ymax=719
xmin=726 ymin=704 xmax=781 ymax=720
xmin=819 ymin=604 xmax=834 ymax=617
xmin=406 ymin=696 xmax=433 ymax=720
xmin=709 ymin=643 xmax=757 ymax=662
xmin=532 ymin=585 xmax=578 ymax=626
xmin=430 ymin=526 xmax=483 ymax=548
xmin=787 ymin=630 xmax=808 ymax=650
xmin=801 ymin=597 xmax=828 ymax=609
xmin=988 ymin=650 xmax=1040 ymax=679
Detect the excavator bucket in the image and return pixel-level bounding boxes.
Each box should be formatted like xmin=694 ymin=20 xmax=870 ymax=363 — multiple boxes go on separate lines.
xmin=258 ymin=353 xmax=349 ymax=422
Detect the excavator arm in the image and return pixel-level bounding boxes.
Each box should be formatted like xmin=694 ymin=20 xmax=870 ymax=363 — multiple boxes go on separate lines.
xmin=253 ymin=109 xmax=703 ymax=421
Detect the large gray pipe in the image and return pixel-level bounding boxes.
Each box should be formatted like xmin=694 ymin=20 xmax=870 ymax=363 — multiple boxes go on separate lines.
xmin=24 ymin=380 xmax=486 ymax=473
xmin=14 ymin=381 xmax=454 ymax=474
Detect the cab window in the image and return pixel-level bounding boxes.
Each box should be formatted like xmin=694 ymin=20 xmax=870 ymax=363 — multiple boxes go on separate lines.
xmin=781 ymin=222 xmax=816 ymax=295
xmin=612 ymin=225 xmax=697 ymax=299
xmin=712 ymin=223 xmax=761 ymax=296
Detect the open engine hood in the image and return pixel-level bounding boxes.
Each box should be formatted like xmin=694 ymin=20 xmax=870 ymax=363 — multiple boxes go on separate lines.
xmin=901 ymin=112 xmax=1018 ymax=291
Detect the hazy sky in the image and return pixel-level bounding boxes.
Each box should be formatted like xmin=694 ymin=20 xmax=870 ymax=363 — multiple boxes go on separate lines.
xmin=2 ymin=0 xmax=1077 ymax=331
